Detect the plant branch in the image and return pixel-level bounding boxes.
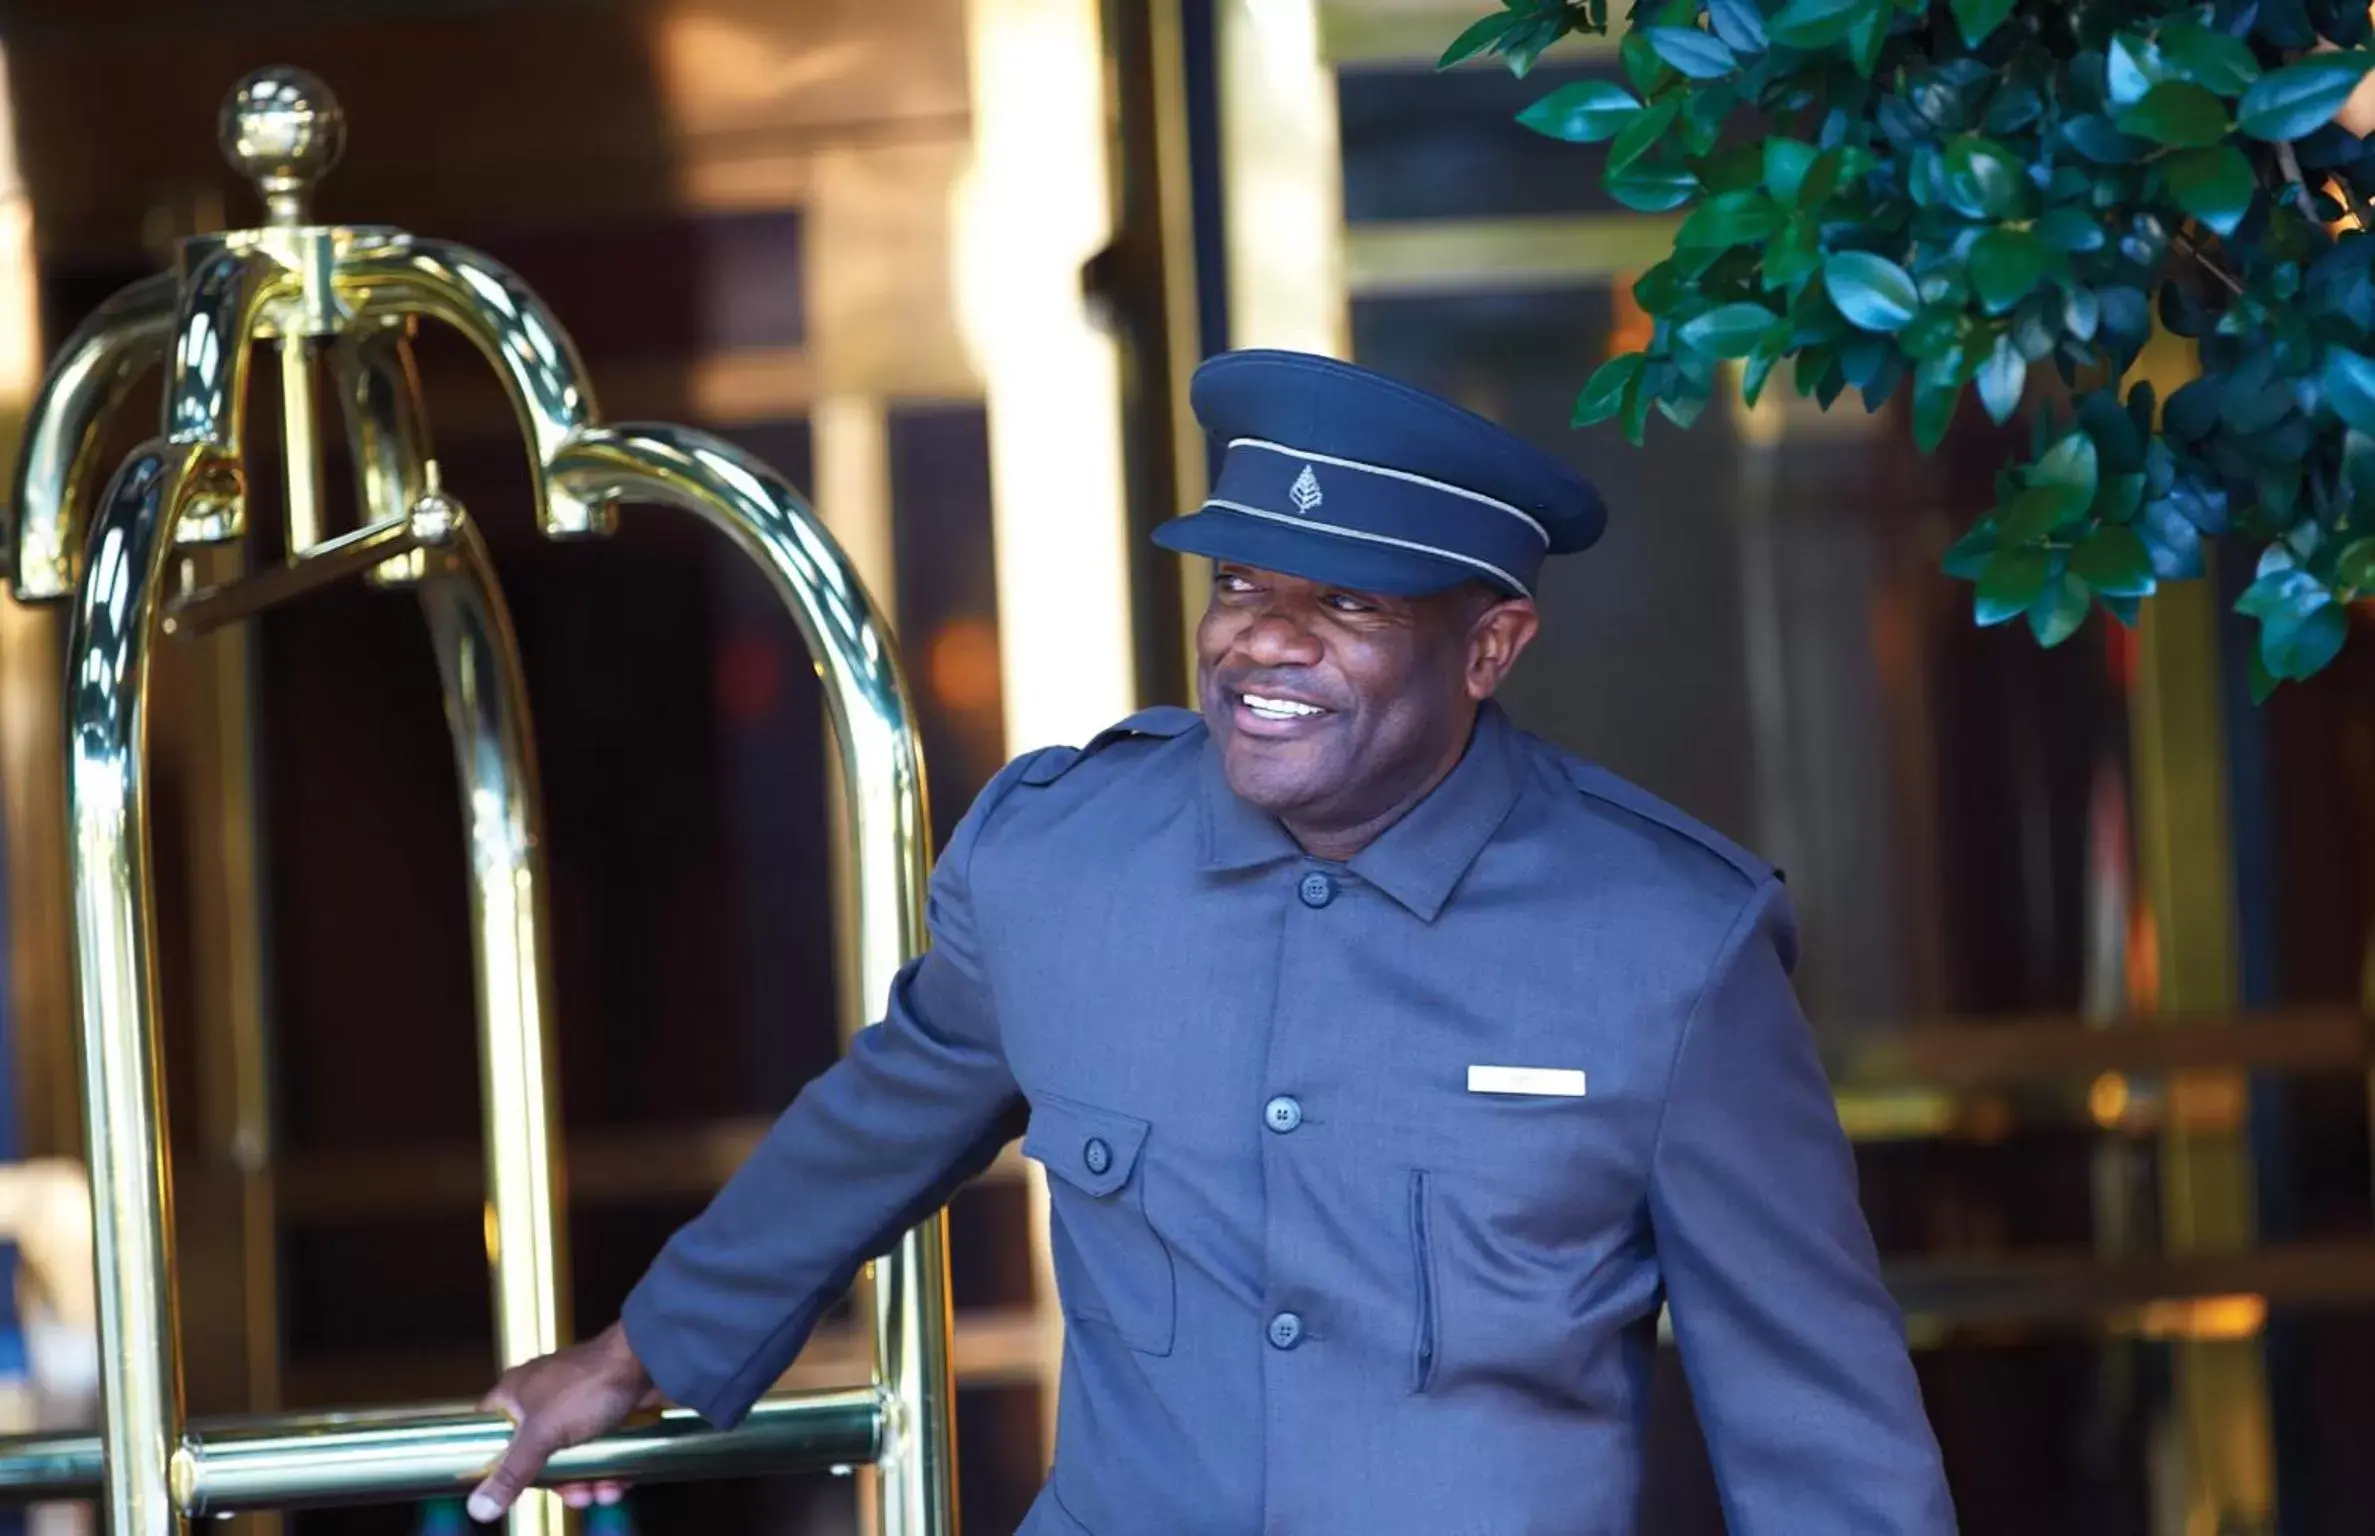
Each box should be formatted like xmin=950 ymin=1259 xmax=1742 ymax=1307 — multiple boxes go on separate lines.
xmin=2174 ymin=231 xmax=2245 ymax=296
xmin=2276 ymin=140 xmax=2322 ymax=223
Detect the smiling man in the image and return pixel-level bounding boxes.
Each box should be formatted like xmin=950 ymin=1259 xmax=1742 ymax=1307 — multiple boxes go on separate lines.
xmin=467 ymin=350 xmax=1957 ymax=1533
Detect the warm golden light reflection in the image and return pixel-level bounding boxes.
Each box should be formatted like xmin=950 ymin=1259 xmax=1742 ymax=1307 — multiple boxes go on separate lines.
xmin=2138 ymin=1294 xmax=2268 ymax=1343
xmin=953 ymin=0 xmax=1137 ymax=752
xmin=2090 ymin=1071 xmax=2133 ymax=1128
xmin=1218 ymin=0 xmax=1348 ymax=354
xmin=926 ymin=616 xmax=1003 ymax=715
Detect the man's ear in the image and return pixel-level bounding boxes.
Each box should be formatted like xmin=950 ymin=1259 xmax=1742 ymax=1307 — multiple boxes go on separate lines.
xmin=1465 ymin=598 xmax=1540 ymax=700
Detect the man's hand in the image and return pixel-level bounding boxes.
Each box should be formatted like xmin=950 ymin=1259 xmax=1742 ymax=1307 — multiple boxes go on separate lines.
xmin=468 ymin=1321 xmax=665 ymax=1522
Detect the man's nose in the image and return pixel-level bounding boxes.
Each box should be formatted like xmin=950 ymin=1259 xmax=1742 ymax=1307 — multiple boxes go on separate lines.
xmin=1234 ymin=608 xmax=1323 ymax=666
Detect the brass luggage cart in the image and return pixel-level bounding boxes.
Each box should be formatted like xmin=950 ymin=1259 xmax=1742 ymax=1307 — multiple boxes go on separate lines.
xmin=0 ymin=67 xmax=958 ymax=1536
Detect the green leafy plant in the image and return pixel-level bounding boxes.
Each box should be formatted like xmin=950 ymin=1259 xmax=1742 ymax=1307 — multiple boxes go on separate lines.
xmin=1447 ymin=0 xmax=2375 ymax=694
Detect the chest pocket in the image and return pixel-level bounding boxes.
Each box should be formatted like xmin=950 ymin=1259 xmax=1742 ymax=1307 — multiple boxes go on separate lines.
xmin=1023 ymin=1092 xmax=1177 ymax=1357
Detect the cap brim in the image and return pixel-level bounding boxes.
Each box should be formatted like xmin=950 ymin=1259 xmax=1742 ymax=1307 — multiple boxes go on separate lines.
xmin=1151 ymin=506 xmax=1519 ymax=597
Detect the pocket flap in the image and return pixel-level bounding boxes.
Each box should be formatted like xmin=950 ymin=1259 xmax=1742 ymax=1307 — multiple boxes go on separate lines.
xmin=1024 ymin=1093 xmax=1151 ymax=1198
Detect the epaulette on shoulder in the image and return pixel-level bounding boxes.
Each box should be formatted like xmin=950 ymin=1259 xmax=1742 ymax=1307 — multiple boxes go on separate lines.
xmin=1017 ymin=705 xmax=1202 ymax=785
xmin=1561 ymin=759 xmax=1779 ymax=889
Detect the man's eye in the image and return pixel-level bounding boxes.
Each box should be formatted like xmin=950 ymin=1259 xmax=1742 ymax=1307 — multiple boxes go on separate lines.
xmin=1323 ymin=593 xmax=1374 ymax=613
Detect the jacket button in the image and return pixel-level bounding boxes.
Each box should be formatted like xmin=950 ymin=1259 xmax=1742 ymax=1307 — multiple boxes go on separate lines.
xmin=1267 ymin=1311 xmax=1304 ymax=1350
xmin=1083 ymin=1137 xmax=1111 ymax=1176
xmin=1264 ymin=1095 xmax=1303 ymax=1133
xmin=1298 ymin=871 xmax=1335 ymax=908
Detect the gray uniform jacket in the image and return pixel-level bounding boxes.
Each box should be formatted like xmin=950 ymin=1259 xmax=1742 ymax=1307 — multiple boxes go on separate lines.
xmin=619 ymin=701 xmax=1958 ymax=1534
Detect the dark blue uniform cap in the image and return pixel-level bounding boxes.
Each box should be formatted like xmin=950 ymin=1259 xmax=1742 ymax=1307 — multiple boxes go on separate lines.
xmin=1151 ymin=349 xmax=1607 ymax=599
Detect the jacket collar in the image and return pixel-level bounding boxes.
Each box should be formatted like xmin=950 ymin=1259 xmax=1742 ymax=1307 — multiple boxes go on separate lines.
xmin=1198 ymin=701 xmax=1522 ymax=922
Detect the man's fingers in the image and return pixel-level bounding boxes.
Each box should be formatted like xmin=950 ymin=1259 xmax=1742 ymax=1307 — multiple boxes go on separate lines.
xmin=467 ymin=1422 xmax=553 ymax=1524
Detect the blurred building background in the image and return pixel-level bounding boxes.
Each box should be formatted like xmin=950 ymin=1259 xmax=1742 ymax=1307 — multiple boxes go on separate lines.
xmin=0 ymin=0 xmax=2367 ymax=1532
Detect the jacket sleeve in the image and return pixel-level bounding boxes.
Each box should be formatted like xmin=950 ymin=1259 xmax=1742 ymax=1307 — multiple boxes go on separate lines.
xmin=1646 ymin=877 xmax=1958 ymax=1534
xmin=617 ymin=752 xmax=1042 ymax=1427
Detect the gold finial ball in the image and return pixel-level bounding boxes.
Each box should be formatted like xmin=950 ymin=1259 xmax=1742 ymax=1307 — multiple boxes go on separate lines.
xmin=218 ymin=67 xmax=345 ymax=220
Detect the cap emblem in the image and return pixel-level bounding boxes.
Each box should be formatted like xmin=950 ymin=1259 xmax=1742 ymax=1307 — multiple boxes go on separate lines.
xmin=1288 ymin=463 xmax=1324 ymax=515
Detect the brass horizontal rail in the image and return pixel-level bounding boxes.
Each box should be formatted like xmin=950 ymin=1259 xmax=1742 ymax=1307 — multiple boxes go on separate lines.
xmin=0 ymin=1386 xmax=880 ymax=1512
xmin=1830 ymin=1006 xmax=2373 ymax=1091
xmin=1885 ymin=1238 xmax=2375 ymax=1326
xmin=160 ymin=512 xmax=427 ymax=638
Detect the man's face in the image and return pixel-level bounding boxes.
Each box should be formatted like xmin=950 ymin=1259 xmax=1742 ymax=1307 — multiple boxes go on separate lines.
xmin=1195 ymin=561 xmax=1539 ymax=840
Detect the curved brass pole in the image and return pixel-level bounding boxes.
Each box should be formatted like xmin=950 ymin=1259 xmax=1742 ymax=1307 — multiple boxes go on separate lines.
xmin=549 ymin=425 xmax=955 ymax=1536
xmin=341 ymin=325 xmax=572 ymax=1535
xmin=334 ymin=235 xmax=605 ymax=537
xmin=163 ymin=245 xmax=287 ymax=455
xmin=160 ymin=245 xmax=292 ymax=557
xmin=418 ymin=521 xmax=571 ymax=1536
xmin=8 ymin=272 xmax=177 ymax=600
xmin=67 ymin=438 xmax=238 ymax=1536
xmin=333 ymin=319 xmax=432 ymax=525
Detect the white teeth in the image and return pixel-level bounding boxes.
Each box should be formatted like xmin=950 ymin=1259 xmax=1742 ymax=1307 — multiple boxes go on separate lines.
xmin=1242 ymin=693 xmax=1324 ymax=719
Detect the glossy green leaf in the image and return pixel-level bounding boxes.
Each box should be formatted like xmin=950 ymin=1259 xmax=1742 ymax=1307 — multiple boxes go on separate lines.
xmin=2095 ymin=472 xmax=2147 ymax=524
xmin=1942 ymin=135 xmax=2032 ymax=220
xmin=2029 ymin=572 xmax=2092 ymax=647
xmin=1975 ymin=546 xmax=2051 ymax=625
xmin=2069 ymin=390 xmax=2135 ymax=470
xmin=1741 ymin=337 xmax=1787 ymax=407
xmin=2031 ymin=429 xmax=2102 ymax=520
xmin=2064 ymin=284 xmax=2102 ymax=341
xmin=1658 ymin=388 xmax=1711 ymax=430
xmin=2158 ymin=22 xmax=2261 ymax=97
xmin=2322 ymin=347 xmax=2375 ymax=434
xmin=2164 ymin=145 xmax=2257 ymax=238
xmin=1439 ymin=11 xmax=1518 ymax=68
xmin=2262 ymin=598 xmax=2350 ymax=677
xmin=2116 ymin=81 xmax=2231 ymax=148
xmin=1942 ymin=519 xmax=1997 ymax=578
xmin=2106 ymin=33 xmax=2167 ymax=112
xmin=1573 ymin=353 xmax=1643 ymax=426
xmin=1823 ymin=250 xmax=1921 ymax=332
xmin=1914 ymin=375 xmax=1961 ymax=452
xmin=1765 ymin=213 xmax=1822 ymax=289
xmin=1707 ymin=0 xmax=1770 ymax=53
xmin=2237 ymin=54 xmax=2374 ymax=141
xmin=2235 ymin=564 xmax=2323 ymax=619
xmin=1765 ymin=138 xmax=1818 ymax=204
xmin=2071 ymin=526 xmax=2156 ymax=596
xmin=1950 ymin=0 xmax=2016 ymax=46
xmin=2337 ymin=536 xmax=2375 ymax=592
xmin=1698 ymin=143 xmax=1766 ymax=196
xmin=1606 ymin=95 xmax=1683 ymax=175
xmin=1646 ymin=25 xmax=1737 ymax=79
xmin=1977 ymin=333 xmax=2026 ymax=424
xmin=1606 ymin=163 xmax=1702 ymax=211
xmin=1620 ymin=28 xmax=1670 ymax=95
xmin=1676 ymin=189 xmax=1785 ymax=248
xmin=1678 ymin=302 xmax=1781 ymax=358
xmin=1516 ymin=79 xmax=1644 ymax=142
xmin=1970 ymin=227 xmax=2049 ymax=314
xmin=2038 ymin=206 xmax=2107 ymax=253
xmin=1796 ymin=146 xmax=1846 ymax=210
xmin=1846 ymin=1 xmax=1887 ymax=76
xmin=1620 ymin=359 xmax=1655 ymax=443
xmin=2000 ymin=486 xmax=2068 ymax=543
xmin=2063 ymin=114 xmax=2151 ymax=163
xmin=1768 ymin=0 xmax=1870 ymax=49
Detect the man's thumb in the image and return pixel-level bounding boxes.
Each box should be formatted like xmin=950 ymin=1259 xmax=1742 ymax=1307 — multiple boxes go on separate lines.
xmin=468 ymin=1425 xmax=548 ymax=1523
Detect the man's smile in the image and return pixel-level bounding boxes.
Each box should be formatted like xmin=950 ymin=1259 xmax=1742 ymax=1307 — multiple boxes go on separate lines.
xmin=1230 ymin=689 xmax=1338 ymax=737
